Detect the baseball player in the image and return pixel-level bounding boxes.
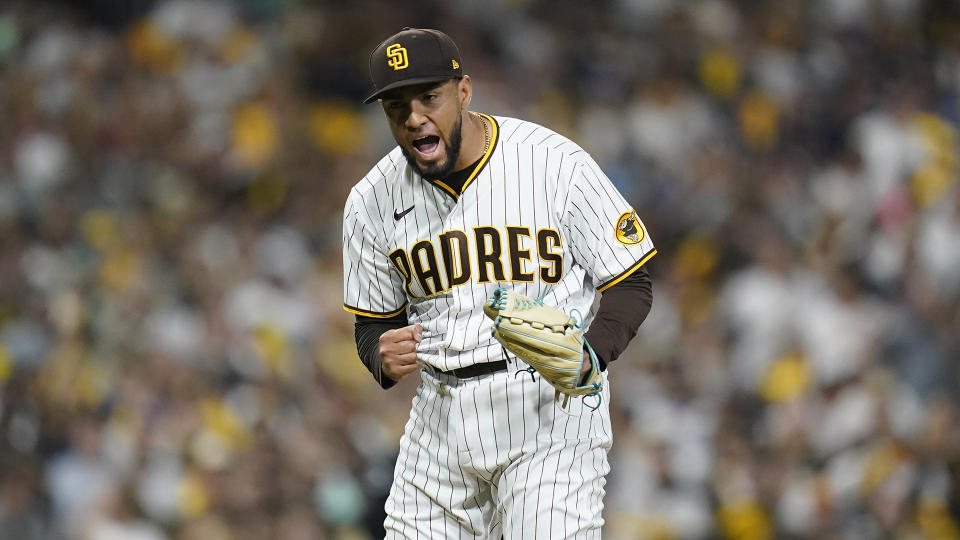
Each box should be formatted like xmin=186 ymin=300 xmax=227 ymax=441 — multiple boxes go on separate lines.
xmin=343 ymin=28 xmax=656 ymax=539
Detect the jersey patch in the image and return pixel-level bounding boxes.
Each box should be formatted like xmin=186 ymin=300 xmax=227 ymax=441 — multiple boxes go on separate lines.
xmin=614 ymin=210 xmax=645 ymax=245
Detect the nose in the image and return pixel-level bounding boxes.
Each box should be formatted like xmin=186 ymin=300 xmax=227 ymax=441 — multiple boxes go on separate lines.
xmin=405 ymin=103 xmax=428 ymax=130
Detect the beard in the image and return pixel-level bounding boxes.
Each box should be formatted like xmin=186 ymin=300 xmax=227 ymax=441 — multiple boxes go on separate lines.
xmin=401 ymin=113 xmax=463 ymax=179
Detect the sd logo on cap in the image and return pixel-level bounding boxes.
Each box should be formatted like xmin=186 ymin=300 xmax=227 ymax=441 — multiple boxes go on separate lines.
xmin=386 ymin=43 xmax=408 ymax=71
xmin=364 ymin=28 xmax=463 ymax=103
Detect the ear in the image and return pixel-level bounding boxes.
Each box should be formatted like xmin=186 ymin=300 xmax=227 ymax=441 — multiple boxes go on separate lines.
xmin=457 ymin=75 xmax=472 ymax=111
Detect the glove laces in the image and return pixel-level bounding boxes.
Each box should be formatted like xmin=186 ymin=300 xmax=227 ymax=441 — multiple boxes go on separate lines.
xmin=503 ymin=356 xmax=602 ymax=414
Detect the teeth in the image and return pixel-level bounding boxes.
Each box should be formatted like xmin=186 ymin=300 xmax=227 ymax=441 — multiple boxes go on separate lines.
xmin=413 ymin=136 xmax=439 ymax=154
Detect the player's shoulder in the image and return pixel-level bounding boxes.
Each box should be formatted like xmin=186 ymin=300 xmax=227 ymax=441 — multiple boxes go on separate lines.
xmin=348 ymin=147 xmax=406 ymax=202
xmin=492 ymin=115 xmax=586 ymax=157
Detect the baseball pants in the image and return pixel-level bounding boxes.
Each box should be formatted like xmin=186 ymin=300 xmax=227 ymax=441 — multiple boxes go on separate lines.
xmin=384 ymin=363 xmax=612 ymax=539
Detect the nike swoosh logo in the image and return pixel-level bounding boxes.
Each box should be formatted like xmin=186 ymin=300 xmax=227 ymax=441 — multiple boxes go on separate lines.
xmin=394 ymin=205 xmax=415 ymax=220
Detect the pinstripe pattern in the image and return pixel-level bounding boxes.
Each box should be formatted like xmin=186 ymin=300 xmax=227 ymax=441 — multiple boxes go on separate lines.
xmin=385 ymin=368 xmax=611 ymax=539
xmin=344 ymin=114 xmax=652 ymax=538
xmin=342 ymin=115 xmax=655 ymax=372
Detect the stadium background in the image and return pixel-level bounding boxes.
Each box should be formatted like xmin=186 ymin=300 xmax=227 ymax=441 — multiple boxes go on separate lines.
xmin=0 ymin=0 xmax=958 ymax=538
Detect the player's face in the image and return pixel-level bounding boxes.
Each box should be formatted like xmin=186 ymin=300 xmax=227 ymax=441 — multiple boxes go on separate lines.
xmin=380 ymin=79 xmax=468 ymax=179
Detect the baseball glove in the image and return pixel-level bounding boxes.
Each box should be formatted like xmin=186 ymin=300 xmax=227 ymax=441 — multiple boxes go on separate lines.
xmin=483 ymin=288 xmax=602 ymax=407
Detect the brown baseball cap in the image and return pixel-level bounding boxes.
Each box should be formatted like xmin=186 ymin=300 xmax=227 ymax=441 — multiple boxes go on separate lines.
xmin=364 ymin=28 xmax=463 ymax=104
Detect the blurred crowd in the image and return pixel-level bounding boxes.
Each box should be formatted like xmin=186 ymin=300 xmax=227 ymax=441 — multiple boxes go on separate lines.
xmin=0 ymin=0 xmax=958 ymax=539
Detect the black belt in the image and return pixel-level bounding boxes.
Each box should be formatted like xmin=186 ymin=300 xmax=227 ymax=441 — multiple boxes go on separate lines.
xmin=435 ymin=360 xmax=508 ymax=379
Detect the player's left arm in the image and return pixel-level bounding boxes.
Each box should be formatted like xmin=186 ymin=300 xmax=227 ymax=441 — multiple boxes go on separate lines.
xmin=582 ymin=265 xmax=652 ymax=373
xmin=559 ymin=154 xmax=656 ymax=378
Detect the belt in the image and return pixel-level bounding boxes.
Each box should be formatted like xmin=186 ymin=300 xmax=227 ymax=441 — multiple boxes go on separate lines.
xmin=433 ymin=360 xmax=508 ymax=379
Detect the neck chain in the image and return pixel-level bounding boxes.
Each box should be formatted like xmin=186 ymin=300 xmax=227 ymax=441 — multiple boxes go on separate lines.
xmin=475 ymin=112 xmax=491 ymax=155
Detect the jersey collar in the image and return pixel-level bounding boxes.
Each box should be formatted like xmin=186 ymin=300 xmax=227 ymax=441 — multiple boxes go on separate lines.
xmin=427 ymin=112 xmax=498 ymax=201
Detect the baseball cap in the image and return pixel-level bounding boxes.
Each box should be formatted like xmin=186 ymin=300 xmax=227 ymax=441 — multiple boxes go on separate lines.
xmin=363 ymin=28 xmax=463 ymax=104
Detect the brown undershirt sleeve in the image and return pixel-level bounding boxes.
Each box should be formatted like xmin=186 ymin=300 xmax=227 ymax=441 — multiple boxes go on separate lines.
xmin=584 ymin=265 xmax=653 ymax=371
xmin=355 ymin=312 xmax=408 ymax=389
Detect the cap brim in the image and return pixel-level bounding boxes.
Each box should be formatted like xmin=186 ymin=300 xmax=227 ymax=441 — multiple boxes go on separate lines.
xmin=362 ymin=74 xmax=459 ymax=104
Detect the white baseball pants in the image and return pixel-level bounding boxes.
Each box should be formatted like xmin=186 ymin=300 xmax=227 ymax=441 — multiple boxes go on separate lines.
xmin=384 ymin=365 xmax=612 ymax=539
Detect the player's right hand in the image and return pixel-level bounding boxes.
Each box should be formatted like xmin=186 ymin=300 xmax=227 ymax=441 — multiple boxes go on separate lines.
xmin=379 ymin=324 xmax=423 ymax=382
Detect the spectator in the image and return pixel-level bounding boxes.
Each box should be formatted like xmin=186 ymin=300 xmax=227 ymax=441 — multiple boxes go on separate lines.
xmin=0 ymin=1 xmax=956 ymax=538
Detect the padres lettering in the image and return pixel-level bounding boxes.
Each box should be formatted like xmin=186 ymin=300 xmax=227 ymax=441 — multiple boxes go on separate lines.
xmin=386 ymin=43 xmax=408 ymax=70
xmin=389 ymin=226 xmax=563 ymax=297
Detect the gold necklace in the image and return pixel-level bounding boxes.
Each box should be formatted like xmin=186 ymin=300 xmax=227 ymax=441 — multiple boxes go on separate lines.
xmin=474 ymin=112 xmax=490 ymax=154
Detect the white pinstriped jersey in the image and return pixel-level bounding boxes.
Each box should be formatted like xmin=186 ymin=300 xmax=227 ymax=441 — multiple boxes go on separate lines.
xmin=343 ymin=113 xmax=656 ymax=372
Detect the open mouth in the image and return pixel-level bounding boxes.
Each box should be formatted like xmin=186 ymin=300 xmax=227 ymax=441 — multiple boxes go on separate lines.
xmin=412 ymin=135 xmax=440 ymax=156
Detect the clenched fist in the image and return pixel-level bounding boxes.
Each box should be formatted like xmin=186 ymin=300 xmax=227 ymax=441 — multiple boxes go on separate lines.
xmin=379 ymin=324 xmax=423 ymax=382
